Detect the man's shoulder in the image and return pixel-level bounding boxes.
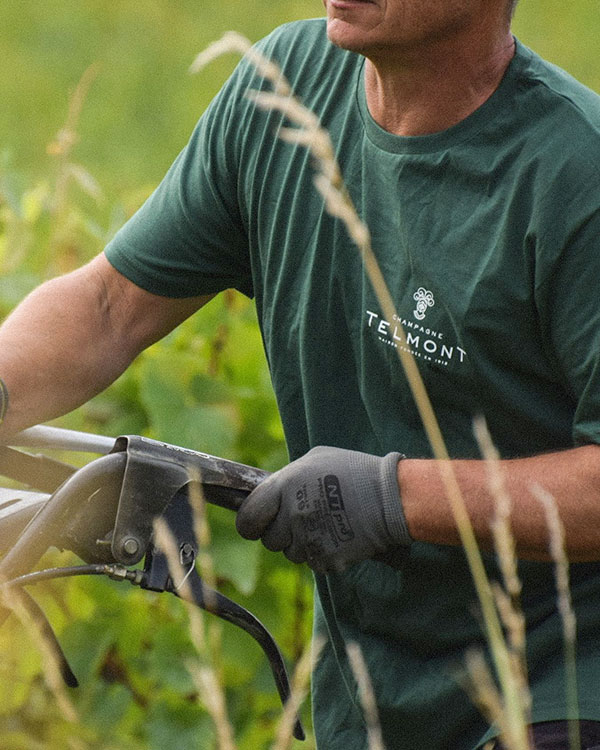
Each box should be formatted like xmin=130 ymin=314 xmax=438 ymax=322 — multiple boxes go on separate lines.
xmin=255 ymin=18 xmax=359 ymax=87
xmin=260 ymin=17 xmax=326 ymax=41
xmin=514 ymin=42 xmax=600 ymax=143
xmin=521 ymin=43 xmax=600 ymax=107
xmin=509 ymin=42 xmax=600 ymax=196
xmin=257 ymin=17 xmax=329 ymax=55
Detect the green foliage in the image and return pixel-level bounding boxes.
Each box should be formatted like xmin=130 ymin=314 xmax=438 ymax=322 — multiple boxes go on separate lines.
xmin=0 ymin=1 xmax=599 ymax=748
xmin=0 ymin=3 xmax=315 ymax=741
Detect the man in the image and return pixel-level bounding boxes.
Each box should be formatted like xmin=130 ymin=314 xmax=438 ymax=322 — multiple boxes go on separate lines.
xmin=2 ymin=0 xmax=600 ymax=747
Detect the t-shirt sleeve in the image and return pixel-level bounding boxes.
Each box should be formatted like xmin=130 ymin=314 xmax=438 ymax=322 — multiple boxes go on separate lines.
xmin=537 ymin=201 xmax=600 ymax=446
xmin=104 ymin=59 xmax=253 ymax=299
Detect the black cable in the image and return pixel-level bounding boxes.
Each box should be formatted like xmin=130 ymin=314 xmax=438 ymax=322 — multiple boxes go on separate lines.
xmin=3 ymin=564 xmax=146 ymax=589
xmin=1 ymin=563 xmax=145 ymax=693
xmin=4 ymin=565 xmax=110 ymax=588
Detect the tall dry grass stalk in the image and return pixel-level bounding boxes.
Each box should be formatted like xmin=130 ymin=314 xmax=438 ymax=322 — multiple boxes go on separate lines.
xmin=472 ymin=418 xmax=523 ymax=635
xmin=190 ymin=32 xmax=291 ymax=98
xmin=186 ymin=471 xmax=225 ymax=668
xmin=153 ymin=517 xmax=237 ymax=750
xmin=346 ymin=642 xmax=386 ymax=750
xmin=531 ymin=485 xmax=580 ymax=750
xmin=462 ymin=649 xmax=515 ymax=746
xmin=155 ymin=487 xmax=311 ymax=750
xmin=47 ymin=63 xmax=104 ymax=213
xmin=0 ymin=586 xmax=86 ymax=750
xmin=45 ymin=62 xmax=104 ymax=274
xmin=272 ymin=635 xmax=323 ymax=750
xmin=472 ymin=416 xmax=531 ymax=749
xmin=191 ymin=31 xmax=530 ymax=746
xmin=460 ymin=623 xmax=531 ymax=750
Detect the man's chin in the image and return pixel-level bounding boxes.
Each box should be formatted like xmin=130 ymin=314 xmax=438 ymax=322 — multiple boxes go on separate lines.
xmin=326 ymin=17 xmax=370 ymax=53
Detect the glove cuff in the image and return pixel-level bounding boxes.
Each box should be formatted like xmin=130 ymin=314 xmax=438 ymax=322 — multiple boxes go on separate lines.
xmin=348 ymin=450 xmax=411 ymax=548
xmin=379 ymin=452 xmax=411 ymax=546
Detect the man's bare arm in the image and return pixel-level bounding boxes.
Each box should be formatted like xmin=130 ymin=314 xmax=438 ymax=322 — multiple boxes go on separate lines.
xmin=0 ymin=252 xmax=212 ymax=436
xmin=399 ymin=445 xmax=600 ymax=562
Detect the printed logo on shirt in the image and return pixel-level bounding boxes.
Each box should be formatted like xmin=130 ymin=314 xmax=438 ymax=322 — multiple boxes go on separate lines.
xmin=413 ymin=288 xmax=434 ymax=321
xmin=365 ymin=307 xmax=467 ymax=369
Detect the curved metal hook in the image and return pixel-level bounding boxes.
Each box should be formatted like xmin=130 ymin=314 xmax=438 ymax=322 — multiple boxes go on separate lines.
xmin=170 ymin=570 xmax=305 ymax=741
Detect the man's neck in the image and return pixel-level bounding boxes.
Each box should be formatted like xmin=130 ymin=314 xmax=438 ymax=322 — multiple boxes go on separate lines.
xmin=364 ymin=30 xmax=516 ymax=137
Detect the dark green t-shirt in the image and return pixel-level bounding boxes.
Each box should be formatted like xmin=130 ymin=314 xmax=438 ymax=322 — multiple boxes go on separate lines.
xmin=105 ymin=19 xmax=600 ymax=749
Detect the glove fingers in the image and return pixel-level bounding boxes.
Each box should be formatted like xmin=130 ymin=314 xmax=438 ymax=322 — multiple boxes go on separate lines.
xmin=261 ymin=512 xmax=292 ymax=552
xmin=283 ymin=546 xmax=305 ymax=565
xmin=236 ymin=476 xmax=282 ymax=540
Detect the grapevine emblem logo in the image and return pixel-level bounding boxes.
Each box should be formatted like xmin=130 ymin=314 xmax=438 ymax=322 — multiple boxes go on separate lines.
xmin=413 ymin=288 xmax=434 ymax=320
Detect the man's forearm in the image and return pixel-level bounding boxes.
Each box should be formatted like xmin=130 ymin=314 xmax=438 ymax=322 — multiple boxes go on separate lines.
xmin=0 ymin=253 xmax=211 ymax=437
xmin=237 ymin=444 xmax=600 ymax=574
xmin=0 ymin=266 xmax=133 ymax=435
xmin=399 ymin=444 xmax=600 ymax=562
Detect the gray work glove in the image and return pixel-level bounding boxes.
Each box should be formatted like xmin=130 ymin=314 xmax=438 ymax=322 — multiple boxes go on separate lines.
xmin=236 ymin=446 xmax=411 ymax=574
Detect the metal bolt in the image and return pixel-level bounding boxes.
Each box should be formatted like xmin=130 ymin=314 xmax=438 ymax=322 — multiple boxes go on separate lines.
xmin=122 ymin=537 xmax=140 ymax=557
xmin=180 ymin=542 xmax=195 ymax=565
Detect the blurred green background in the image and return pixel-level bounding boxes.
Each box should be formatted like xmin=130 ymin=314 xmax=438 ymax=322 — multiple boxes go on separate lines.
xmin=2 ymin=0 xmax=600 ymax=198
xmin=1 ymin=1 xmax=599 ymax=748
